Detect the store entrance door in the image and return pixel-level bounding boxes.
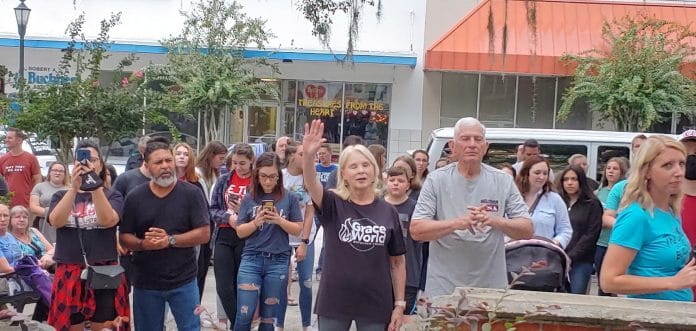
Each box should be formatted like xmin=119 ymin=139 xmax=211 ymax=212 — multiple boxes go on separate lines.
xmin=246 ymin=104 xmax=279 ymax=146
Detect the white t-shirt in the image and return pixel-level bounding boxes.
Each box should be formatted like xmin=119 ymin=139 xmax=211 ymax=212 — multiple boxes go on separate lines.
xmin=282 ymin=168 xmax=317 ymax=246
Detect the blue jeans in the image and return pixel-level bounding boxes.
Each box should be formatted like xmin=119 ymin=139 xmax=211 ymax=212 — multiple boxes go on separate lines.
xmin=594 ymin=245 xmax=614 ymax=296
xmin=569 ymin=261 xmax=593 ymax=294
xmin=278 ymin=243 xmax=315 ymax=327
xmin=133 ymin=279 xmax=200 ymax=331
xmin=234 ymin=251 xmax=290 ymax=331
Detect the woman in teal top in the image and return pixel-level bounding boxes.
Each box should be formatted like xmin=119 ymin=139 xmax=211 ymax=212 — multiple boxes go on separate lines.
xmin=9 ymin=205 xmax=55 ymax=269
xmin=594 ymin=157 xmax=628 ymax=296
xmin=602 ymin=136 xmax=696 ymax=301
xmin=0 ymin=204 xmax=22 ymax=273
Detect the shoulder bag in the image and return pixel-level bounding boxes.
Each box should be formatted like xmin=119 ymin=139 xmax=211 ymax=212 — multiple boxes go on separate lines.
xmin=73 ymin=211 xmax=124 ymax=290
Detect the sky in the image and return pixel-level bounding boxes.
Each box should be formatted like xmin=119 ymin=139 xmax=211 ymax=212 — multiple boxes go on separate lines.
xmin=0 ymin=0 xmax=421 ymax=53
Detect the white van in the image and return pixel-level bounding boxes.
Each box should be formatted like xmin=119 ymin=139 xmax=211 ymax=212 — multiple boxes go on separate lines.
xmin=425 ymin=127 xmax=665 ymax=181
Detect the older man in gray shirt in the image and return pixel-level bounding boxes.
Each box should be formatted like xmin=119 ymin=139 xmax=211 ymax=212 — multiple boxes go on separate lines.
xmin=411 ymin=117 xmax=533 ymax=297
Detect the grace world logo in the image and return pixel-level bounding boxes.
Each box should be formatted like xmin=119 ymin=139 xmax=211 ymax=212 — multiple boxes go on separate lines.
xmin=338 ymin=218 xmax=387 ymax=252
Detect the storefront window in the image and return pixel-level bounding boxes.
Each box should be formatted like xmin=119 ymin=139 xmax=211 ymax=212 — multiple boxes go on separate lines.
xmin=479 ymin=74 xmax=516 ymax=128
xmin=556 ymin=77 xmax=592 ymax=130
xmin=440 ymin=73 xmax=478 ymax=127
xmin=296 ymin=81 xmax=344 ymax=144
xmin=343 ymin=83 xmax=391 ymax=146
xmin=516 ymin=77 xmax=555 ymax=128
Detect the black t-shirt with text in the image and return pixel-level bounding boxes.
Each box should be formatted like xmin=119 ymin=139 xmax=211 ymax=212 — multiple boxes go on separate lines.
xmin=314 ymin=189 xmax=406 ymax=324
xmin=120 ymin=181 xmax=210 ymax=290
xmin=393 ymin=198 xmax=421 ymax=288
xmin=48 ymin=189 xmax=123 ymax=265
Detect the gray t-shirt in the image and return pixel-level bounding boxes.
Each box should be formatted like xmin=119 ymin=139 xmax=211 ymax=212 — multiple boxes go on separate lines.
xmin=413 ymin=163 xmax=530 ymax=297
xmin=30 ymin=181 xmax=67 ymax=244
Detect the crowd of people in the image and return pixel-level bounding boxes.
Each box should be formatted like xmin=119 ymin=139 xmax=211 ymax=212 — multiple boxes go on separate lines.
xmin=0 ymin=117 xmax=695 ymax=330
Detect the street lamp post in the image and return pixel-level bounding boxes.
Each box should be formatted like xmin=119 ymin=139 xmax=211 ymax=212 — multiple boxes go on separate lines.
xmin=14 ymin=0 xmax=31 ymax=87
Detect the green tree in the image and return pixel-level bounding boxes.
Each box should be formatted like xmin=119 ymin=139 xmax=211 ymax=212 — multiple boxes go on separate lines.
xmin=161 ymin=0 xmax=277 ymax=145
xmin=558 ymin=15 xmax=696 ymax=132
xmin=297 ymin=0 xmax=383 ymax=60
xmin=12 ymin=13 xmax=173 ymax=163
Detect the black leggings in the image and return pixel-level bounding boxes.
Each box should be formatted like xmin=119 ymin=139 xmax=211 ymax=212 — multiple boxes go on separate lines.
xmin=213 ymin=227 xmax=244 ymax=325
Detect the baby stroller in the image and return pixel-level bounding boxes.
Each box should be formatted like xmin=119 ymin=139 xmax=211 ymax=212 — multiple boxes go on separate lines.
xmin=505 ymin=237 xmax=571 ymax=292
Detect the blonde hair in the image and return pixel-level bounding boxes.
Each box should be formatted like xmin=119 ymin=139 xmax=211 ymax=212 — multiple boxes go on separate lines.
xmin=333 ymin=145 xmax=382 ymax=200
xmin=619 ymin=135 xmax=686 ymax=215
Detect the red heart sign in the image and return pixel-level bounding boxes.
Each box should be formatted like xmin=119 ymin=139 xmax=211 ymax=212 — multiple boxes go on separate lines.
xmin=305 ymin=84 xmax=327 ymax=99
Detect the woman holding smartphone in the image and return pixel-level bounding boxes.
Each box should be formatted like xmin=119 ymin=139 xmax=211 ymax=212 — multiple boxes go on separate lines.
xmin=47 ymin=140 xmax=129 ymax=331
xmin=233 ymin=152 xmax=303 ymax=331
xmin=210 ymin=143 xmax=255 ymax=328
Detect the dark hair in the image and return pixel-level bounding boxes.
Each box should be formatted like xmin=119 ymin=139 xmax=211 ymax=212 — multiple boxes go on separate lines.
xmin=600 ymin=156 xmax=629 ymax=187
xmin=498 ymin=162 xmax=517 ymax=178
xmin=412 ymin=149 xmax=430 ymax=179
xmin=76 ymin=140 xmax=108 ymax=183
xmin=523 ymin=139 xmax=539 ymax=149
xmin=386 ymin=166 xmax=409 ymax=180
xmin=342 ymin=135 xmax=365 ymax=148
xmin=226 ymin=143 xmax=255 ymax=169
xmin=435 ymin=157 xmax=450 ymax=169
xmin=516 ymin=155 xmax=552 ymax=195
xmin=319 ymin=143 xmax=332 ymax=152
xmin=393 ymin=154 xmax=421 ymax=190
xmin=144 ymin=136 xmax=171 ymax=161
xmin=251 ymin=152 xmax=285 ymax=201
xmin=105 ymin=164 xmax=118 ymax=185
xmin=7 ymin=128 xmax=26 ymax=140
xmin=557 ymin=165 xmax=597 ymax=205
xmin=196 ymin=141 xmax=227 ymax=183
xmin=284 ymin=141 xmax=301 ymax=164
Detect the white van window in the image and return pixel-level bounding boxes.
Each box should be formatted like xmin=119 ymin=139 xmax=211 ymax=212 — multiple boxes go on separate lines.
xmin=485 ymin=143 xmax=588 ymax=175
xmin=595 ymin=145 xmax=630 ymax=181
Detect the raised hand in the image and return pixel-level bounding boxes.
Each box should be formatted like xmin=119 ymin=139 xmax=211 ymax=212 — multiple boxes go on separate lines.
xmin=303 ymin=119 xmax=326 ymax=157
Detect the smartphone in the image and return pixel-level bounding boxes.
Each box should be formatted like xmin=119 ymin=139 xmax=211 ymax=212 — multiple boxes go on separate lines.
xmin=76 ymin=148 xmax=91 ymax=163
xmin=229 ymin=193 xmax=239 ymax=203
xmin=262 ymin=199 xmax=274 ymax=212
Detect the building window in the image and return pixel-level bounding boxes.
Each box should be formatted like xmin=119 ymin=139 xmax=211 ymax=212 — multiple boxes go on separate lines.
xmin=296 ymin=81 xmax=344 ymax=144
xmin=556 ymin=77 xmax=592 ymax=130
xmin=516 ymin=76 xmax=555 ymax=129
xmin=343 ymin=83 xmax=391 ymax=146
xmin=291 ymin=81 xmax=393 ymax=148
xmin=479 ymin=74 xmax=516 ymax=128
xmin=440 ymin=73 xmax=478 ymax=127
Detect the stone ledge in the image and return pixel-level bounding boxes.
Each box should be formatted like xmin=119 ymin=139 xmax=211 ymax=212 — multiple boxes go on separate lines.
xmin=431 ymin=287 xmax=696 ymax=330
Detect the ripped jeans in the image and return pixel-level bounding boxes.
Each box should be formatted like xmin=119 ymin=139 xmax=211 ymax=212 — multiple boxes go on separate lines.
xmin=233 ymin=251 xmax=290 ymax=331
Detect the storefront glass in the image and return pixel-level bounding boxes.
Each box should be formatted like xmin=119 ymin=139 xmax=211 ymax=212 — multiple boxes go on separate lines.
xmin=291 ymin=80 xmax=392 ymax=148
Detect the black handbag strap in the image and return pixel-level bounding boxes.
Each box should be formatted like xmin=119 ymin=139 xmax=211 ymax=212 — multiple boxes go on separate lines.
xmin=528 ymin=193 xmax=543 ymax=215
xmin=72 ymin=203 xmax=119 ymax=267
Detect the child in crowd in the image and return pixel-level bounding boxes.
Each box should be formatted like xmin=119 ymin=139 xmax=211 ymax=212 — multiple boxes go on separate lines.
xmin=384 ymin=166 xmax=422 ymax=315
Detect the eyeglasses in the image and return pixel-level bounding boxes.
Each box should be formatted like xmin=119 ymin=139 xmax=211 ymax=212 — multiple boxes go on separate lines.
xmin=259 ymin=174 xmax=279 ymax=181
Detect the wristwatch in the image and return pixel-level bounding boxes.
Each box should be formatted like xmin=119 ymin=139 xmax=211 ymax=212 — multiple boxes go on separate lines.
xmin=301 ymin=238 xmax=310 ymax=244
xmin=168 ymin=235 xmax=177 ymax=247
xmin=395 ymin=300 xmax=407 ymax=308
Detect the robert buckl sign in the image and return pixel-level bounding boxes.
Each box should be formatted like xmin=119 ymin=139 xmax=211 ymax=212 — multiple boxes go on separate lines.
xmin=26 ymin=66 xmax=76 ymax=85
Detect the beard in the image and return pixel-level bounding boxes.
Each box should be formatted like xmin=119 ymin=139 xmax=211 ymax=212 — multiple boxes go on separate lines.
xmin=152 ymin=173 xmax=177 ymax=187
